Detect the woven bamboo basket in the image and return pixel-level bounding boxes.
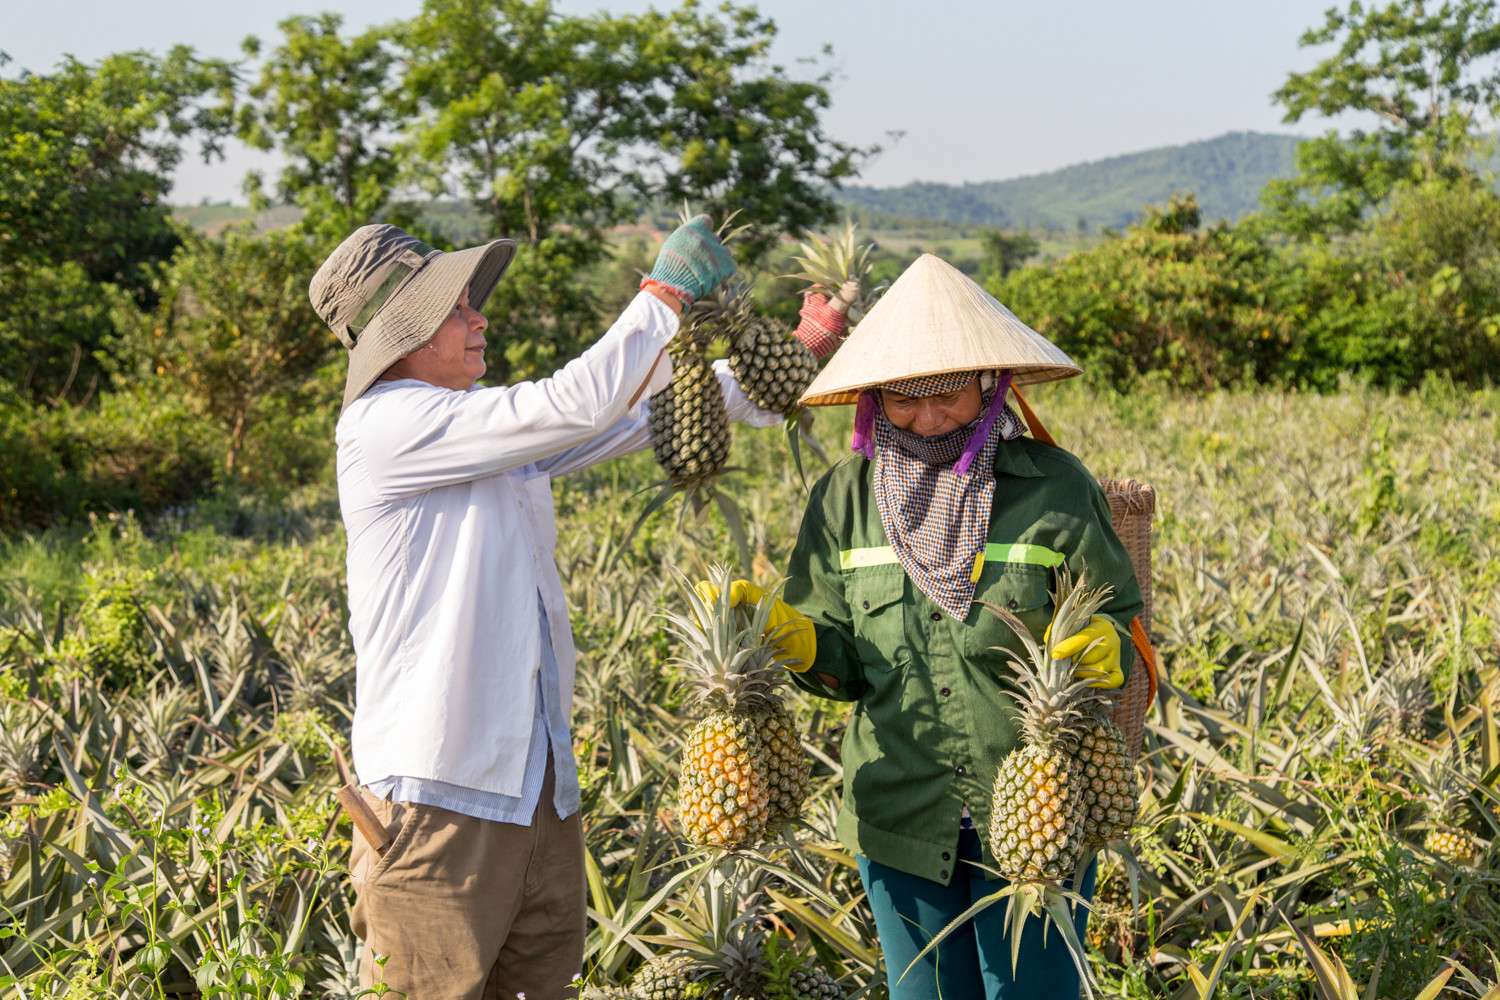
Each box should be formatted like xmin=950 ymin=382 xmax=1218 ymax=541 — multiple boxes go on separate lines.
xmin=1099 ymin=479 xmax=1157 ymax=758
xmin=1011 ymin=387 xmax=1159 ymax=760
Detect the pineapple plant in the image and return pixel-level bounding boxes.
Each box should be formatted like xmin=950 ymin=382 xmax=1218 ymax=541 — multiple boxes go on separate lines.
xmin=985 ymin=569 xmax=1116 ymax=882
xmin=1411 ymin=739 xmax=1485 ymax=865
xmin=708 ymin=280 xmax=819 ymax=418
xmin=663 ymin=566 xmax=809 ymax=851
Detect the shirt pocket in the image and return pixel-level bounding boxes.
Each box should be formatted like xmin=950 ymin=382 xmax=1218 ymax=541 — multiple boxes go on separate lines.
xmin=966 ymin=564 xmax=1054 ymax=664
xmin=844 ymin=570 xmax=908 ymax=671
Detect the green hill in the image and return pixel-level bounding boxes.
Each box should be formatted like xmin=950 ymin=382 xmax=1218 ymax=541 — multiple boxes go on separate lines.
xmin=837 ymin=131 xmax=1302 ymax=230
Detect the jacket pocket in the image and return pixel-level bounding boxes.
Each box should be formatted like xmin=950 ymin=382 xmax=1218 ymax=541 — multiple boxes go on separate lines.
xmin=845 ymin=570 xmax=908 ymax=670
xmin=966 ymin=565 xmax=1054 ymax=662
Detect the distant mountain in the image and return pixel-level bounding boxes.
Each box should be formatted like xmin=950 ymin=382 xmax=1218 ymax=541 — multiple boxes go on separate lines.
xmin=837 ymin=131 xmax=1302 ymax=230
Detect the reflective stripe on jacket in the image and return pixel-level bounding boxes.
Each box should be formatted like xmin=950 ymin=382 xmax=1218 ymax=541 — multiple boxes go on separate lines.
xmin=784 ymin=435 xmax=1145 ymax=885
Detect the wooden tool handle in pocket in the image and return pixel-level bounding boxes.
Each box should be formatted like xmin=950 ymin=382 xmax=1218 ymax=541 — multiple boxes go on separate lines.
xmin=337 ymin=785 xmax=394 ymax=856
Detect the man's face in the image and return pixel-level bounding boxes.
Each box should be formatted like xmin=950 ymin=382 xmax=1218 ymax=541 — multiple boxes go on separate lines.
xmin=382 ymin=290 xmax=489 ymax=391
xmin=880 ymin=377 xmax=983 ymax=437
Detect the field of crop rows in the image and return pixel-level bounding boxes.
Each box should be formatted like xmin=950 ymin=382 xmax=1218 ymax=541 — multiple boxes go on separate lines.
xmin=2 ymin=381 xmax=1498 ymax=999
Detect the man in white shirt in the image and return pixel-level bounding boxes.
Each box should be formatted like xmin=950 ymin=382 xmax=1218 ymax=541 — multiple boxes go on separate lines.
xmin=309 ymin=219 xmax=773 ymax=999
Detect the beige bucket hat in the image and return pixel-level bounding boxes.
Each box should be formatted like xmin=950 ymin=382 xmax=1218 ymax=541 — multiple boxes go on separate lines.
xmin=798 ymin=253 xmax=1080 ymax=406
xmin=310 ymin=224 xmax=518 ymax=413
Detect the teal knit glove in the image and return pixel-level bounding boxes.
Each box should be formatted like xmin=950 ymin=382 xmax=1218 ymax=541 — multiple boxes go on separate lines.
xmin=641 ymin=215 xmax=736 ymax=308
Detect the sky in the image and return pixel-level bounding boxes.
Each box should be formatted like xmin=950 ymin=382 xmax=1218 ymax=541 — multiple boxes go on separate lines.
xmin=5 ymin=0 xmax=1344 ymax=204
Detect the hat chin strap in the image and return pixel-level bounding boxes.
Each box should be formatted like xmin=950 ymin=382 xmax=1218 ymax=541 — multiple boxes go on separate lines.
xmin=952 ymin=370 xmax=1013 ymax=476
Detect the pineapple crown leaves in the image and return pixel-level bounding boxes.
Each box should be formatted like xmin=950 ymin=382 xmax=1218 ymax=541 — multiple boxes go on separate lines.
xmin=676 ymin=202 xmax=752 ymax=248
xmin=659 ymin=564 xmax=788 ymax=713
xmin=783 ymin=220 xmax=884 ymax=319
xmin=980 ymin=565 xmax=1116 ymax=747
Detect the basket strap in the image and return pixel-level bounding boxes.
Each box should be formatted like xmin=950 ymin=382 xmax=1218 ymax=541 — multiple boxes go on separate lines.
xmin=1014 ymin=384 xmax=1157 ymax=710
xmin=1130 ymin=615 xmax=1158 ymax=709
xmin=1011 ymin=384 xmax=1057 ymax=446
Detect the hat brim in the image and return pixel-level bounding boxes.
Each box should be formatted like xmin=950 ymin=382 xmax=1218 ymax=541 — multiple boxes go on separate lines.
xmin=342 ymin=238 xmax=518 ymax=414
xmin=800 ymin=362 xmax=1081 ymax=407
xmin=797 ymin=253 xmax=1081 ymax=407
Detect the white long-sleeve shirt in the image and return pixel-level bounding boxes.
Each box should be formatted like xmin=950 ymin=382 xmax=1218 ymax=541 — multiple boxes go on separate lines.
xmin=336 ymin=291 xmax=778 ymax=794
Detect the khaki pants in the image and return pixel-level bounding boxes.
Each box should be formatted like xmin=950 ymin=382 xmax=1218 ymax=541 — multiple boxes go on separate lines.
xmin=349 ymin=758 xmax=585 ymax=1000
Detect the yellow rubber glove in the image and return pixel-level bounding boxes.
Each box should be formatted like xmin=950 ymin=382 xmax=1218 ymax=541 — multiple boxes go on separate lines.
xmin=1047 ymin=615 xmax=1123 ymax=689
xmin=693 ymin=579 xmax=816 ymax=673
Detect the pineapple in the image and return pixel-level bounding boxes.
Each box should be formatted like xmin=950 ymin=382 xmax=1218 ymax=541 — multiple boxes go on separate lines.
xmin=784 ymin=221 xmax=881 ymax=326
xmin=1411 ymin=739 xmax=1485 ymax=865
xmin=1074 ymin=712 xmax=1138 ymax=850
xmin=708 ymin=281 xmax=819 ymax=418
xmin=784 ymin=964 xmax=845 ymax=1000
xmin=648 ymin=326 xmax=732 ymax=489
xmin=663 ymin=566 xmax=803 ymax=851
xmin=631 ymin=954 xmax=700 ymax=1000
xmin=752 ymin=702 xmax=811 ymax=828
xmin=985 ymin=568 xmax=1116 ymax=882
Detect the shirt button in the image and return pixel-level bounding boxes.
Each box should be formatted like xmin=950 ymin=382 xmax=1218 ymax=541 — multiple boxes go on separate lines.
xmin=862 ymin=600 xmax=870 ymax=610
xmin=930 ymin=611 xmax=941 ymax=621
xmin=954 ymin=764 xmax=966 ymax=777
xmin=940 ymin=687 xmax=951 ymax=697
xmin=1006 ymin=598 xmax=1019 ymax=610
xmin=940 ymin=868 xmax=949 ymax=879
xmin=942 ymin=851 xmax=951 ymax=861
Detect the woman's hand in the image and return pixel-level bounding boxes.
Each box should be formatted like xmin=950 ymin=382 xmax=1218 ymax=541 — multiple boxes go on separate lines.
xmin=1047 ymin=615 xmax=1123 ymax=689
xmin=693 ymin=579 xmax=817 ymax=673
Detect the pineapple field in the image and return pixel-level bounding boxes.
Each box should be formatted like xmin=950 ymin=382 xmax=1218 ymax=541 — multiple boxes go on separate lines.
xmin=3 ymin=379 xmax=1500 ymax=999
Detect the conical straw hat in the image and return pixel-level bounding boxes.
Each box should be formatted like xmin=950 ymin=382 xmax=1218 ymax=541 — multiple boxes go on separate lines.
xmin=798 ymin=253 xmax=1080 ymax=406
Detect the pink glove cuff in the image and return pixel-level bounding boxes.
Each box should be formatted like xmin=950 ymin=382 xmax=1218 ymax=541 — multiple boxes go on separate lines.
xmin=795 ymin=292 xmax=846 ymax=358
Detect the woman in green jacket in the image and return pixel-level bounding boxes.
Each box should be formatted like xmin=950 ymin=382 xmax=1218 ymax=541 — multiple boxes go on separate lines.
xmin=783 ymin=255 xmax=1144 ymax=1000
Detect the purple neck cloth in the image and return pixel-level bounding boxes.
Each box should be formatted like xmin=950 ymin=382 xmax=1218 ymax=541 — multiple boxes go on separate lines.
xmin=952 ymin=371 xmax=1013 ymax=476
xmin=851 ymin=390 xmax=879 ymax=459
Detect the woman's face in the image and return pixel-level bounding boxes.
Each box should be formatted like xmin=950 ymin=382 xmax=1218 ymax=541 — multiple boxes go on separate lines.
xmin=880 ymin=377 xmax=983 ymax=437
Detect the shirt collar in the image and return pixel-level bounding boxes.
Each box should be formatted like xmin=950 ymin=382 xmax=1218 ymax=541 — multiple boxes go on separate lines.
xmin=992 ymin=436 xmax=1044 ymax=478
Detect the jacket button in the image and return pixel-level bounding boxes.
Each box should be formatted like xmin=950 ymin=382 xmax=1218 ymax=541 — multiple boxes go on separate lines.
xmin=940 ymin=687 xmax=951 ymax=697
xmin=1006 ymin=598 xmax=1019 ymax=610
xmin=942 ymin=851 xmax=951 ymax=861
xmin=954 ymin=764 xmax=966 ymax=777
xmin=862 ymin=600 xmax=870 ymax=610
xmin=939 ymin=869 xmax=949 ymax=879
xmin=930 ymin=611 xmax=941 ymax=621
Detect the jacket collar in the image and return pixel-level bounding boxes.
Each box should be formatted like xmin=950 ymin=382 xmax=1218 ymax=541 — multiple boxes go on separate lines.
xmin=992 ymin=436 xmax=1044 ymax=479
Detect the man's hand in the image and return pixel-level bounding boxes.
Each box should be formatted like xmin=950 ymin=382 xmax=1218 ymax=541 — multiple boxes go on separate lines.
xmin=694 ymin=579 xmax=817 ymax=673
xmin=1047 ymin=615 xmax=1123 ymax=689
xmin=640 ymin=215 xmax=735 ymax=309
xmin=794 ymin=284 xmax=856 ymax=359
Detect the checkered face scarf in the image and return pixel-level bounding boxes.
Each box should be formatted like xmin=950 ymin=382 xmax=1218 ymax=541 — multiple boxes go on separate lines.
xmin=869 ymin=372 xmax=1027 ymax=620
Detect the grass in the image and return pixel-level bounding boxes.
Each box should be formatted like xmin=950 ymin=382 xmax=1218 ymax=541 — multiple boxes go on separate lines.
xmin=2 ymin=381 xmax=1499 ymax=998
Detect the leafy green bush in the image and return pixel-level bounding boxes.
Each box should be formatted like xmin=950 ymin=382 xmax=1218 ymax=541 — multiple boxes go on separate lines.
xmin=0 ymin=389 xmax=217 ymax=530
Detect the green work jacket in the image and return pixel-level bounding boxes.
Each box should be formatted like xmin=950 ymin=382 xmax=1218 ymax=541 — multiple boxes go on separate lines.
xmin=785 ymin=435 xmax=1145 ymax=885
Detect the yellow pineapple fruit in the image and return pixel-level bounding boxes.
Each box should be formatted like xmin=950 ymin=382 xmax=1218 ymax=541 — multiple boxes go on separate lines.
xmin=663 ymin=566 xmax=798 ymax=851
xmin=985 ymin=568 xmax=1115 ymax=882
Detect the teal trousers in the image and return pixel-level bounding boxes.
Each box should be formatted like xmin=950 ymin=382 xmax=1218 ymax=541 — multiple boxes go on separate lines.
xmin=857 ymin=829 xmax=1096 ymax=1000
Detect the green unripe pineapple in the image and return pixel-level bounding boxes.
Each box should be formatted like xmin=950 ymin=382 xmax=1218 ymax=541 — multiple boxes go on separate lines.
xmin=648 ymin=340 xmax=731 ymax=486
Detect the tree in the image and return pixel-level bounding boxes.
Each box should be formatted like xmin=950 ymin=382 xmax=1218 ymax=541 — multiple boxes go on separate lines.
xmin=980 ymin=230 xmax=1040 ymax=283
xmin=238 ymin=15 xmax=412 ymax=241
xmin=1266 ymin=0 xmax=1500 ymax=235
xmin=0 ymin=48 xmax=234 ymax=402
xmin=0 ymin=48 xmax=235 ymax=290
xmin=112 ymin=227 xmax=335 ymax=481
xmin=626 ymin=2 xmax=870 ymax=261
